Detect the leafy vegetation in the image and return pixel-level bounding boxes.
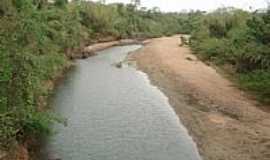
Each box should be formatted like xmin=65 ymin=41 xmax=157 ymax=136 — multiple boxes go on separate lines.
xmin=2 ymin=0 xmax=269 ymax=154
xmin=0 ymin=0 xmax=190 ymax=149
xmin=190 ymin=7 xmax=270 ymax=103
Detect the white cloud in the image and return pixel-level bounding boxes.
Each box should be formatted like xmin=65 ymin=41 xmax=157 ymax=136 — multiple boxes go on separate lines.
xmin=93 ymin=0 xmax=268 ymax=12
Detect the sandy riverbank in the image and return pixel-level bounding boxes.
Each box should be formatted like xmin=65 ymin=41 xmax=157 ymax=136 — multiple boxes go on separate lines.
xmin=130 ymin=35 xmax=270 ymax=160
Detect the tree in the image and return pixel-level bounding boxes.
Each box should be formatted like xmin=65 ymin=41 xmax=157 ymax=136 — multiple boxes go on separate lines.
xmin=99 ymin=0 xmax=106 ymax=4
xmin=33 ymin=0 xmax=48 ymax=9
xmin=130 ymin=0 xmax=140 ymax=8
xmin=54 ymin=0 xmax=68 ymax=7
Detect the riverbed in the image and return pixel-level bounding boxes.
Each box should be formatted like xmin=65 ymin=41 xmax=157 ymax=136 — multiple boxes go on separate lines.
xmin=40 ymin=45 xmax=201 ymax=160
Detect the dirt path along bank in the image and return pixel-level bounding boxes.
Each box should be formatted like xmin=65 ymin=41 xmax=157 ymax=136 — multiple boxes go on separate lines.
xmin=130 ymin=35 xmax=270 ymax=160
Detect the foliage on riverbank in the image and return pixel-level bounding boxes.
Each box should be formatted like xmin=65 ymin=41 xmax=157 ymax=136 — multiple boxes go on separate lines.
xmin=0 ymin=0 xmax=191 ymax=150
xmin=190 ymin=7 xmax=270 ymax=103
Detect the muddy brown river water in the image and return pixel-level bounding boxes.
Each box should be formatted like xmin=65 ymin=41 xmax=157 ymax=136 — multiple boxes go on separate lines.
xmin=40 ymin=45 xmax=201 ymax=160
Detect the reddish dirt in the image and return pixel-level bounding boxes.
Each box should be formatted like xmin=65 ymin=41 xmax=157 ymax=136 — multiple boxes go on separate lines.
xmin=130 ymin=35 xmax=270 ymax=160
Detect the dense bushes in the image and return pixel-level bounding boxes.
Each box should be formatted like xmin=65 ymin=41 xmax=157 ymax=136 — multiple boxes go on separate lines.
xmin=0 ymin=0 xmax=190 ymax=149
xmin=2 ymin=0 xmax=269 ymax=154
xmin=0 ymin=0 xmax=70 ymax=149
xmin=190 ymin=8 xmax=270 ymax=103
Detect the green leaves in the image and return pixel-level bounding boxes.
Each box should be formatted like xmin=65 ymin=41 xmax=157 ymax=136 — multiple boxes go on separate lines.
xmin=54 ymin=0 xmax=68 ymax=8
xmin=0 ymin=112 xmax=20 ymax=148
xmin=0 ymin=0 xmax=198 ymax=149
xmin=239 ymin=70 xmax=270 ymax=103
xmin=0 ymin=0 xmax=69 ymax=148
xmin=190 ymin=7 xmax=270 ymax=104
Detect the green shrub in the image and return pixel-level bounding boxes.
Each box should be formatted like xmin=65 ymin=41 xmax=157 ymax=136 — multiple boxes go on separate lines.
xmin=0 ymin=111 xmax=63 ymax=149
xmin=239 ymin=70 xmax=270 ymax=103
xmin=190 ymin=7 xmax=270 ymax=103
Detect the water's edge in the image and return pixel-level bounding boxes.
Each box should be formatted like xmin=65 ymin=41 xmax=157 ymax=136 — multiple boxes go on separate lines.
xmin=40 ymin=45 xmax=201 ymax=160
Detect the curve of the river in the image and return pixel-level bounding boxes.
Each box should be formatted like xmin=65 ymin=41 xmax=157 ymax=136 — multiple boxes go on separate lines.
xmin=41 ymin=45 xmax=201 ymax=160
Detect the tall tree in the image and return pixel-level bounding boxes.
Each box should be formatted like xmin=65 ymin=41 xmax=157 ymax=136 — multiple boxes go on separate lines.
xmin=99 ymin=0 xmax=106 ymax=4
xmin=54 ymin=0 xmax=68 ymax=7
xmin=33 ymin=0 xmax=48 ymax=9
xmin=130 ymin=0 xmax=141 ymax=7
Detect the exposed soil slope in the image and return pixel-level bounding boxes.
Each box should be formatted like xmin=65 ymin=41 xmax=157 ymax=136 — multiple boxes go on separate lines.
xmin=130 ymin=35 xmax=270 ymax=160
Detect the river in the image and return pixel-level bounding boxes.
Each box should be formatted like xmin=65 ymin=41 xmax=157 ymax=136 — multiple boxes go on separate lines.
xmin=40 ymin=45 xmax=201 ymax=160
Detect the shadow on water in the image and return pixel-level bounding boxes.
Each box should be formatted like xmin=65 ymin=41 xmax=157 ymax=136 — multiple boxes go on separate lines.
xmin=39 ymin=45 xmax=201 ymax=160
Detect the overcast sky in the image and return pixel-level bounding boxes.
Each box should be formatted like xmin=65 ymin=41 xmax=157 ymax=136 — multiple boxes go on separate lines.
xmin=93 ymin=0 xmax=268 ymax=12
